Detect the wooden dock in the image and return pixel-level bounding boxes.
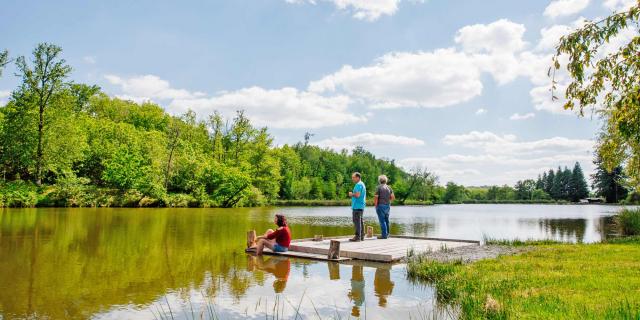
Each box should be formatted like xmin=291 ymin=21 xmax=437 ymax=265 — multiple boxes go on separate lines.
xmin=246 ymin=235 xmax=480 ymax=263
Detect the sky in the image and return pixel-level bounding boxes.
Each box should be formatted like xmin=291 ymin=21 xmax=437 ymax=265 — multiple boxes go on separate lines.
xmin=1 ymin=0 xmax=638 ymax=186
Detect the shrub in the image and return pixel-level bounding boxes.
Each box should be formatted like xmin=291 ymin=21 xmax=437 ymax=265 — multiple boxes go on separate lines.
xmin=616 ymin=208 xmax=640 ymax=236
xmin=163 ymin=193 xmax=198 ymax=207
xmin=0 ymin=180 xmax=38 ymax=207
xmin=46 ymin=175 xmax=94 ymax=207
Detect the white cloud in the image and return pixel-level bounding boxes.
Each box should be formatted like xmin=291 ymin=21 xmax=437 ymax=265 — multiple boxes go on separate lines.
xmin=285 ymin=0 xmax=423 ymax=21
xmin=104 ymin=74 xmax=365 ymax=129
xmin=309 ymin=49 xmax=484 ymax=109
xmin=104 ymin=74 xmax=205 ymax=101
xmin=543 ymin=0 xmax=590 ymax=18
xmin=455 ymin=19 xmax=527 ymax=54
xmin=510 ymin=112 xmax=536 ymax=120
xmin=309 ymin=18 xmax=545 ymax=107
xmin=400 ymin=131 xmax=594 ymax=185
xmin=0 ymin=90 xmax=10 ymax=105
xmin=442 ymin=131 xmax=593 ymax=156
xmin=603 ymin=0 xmax=637 ymax=11
xmin=536 ymin=24 xmax=572 ymax=51
xmin=475 ymin=108 xmax=487 ymax=115
xmin=83 ymin=56 xmax=96 ymax=64
xmin=315 ymin=133 xmax=425 ymax=150
xmin=169 ymin=86 xmax=365 ymax=129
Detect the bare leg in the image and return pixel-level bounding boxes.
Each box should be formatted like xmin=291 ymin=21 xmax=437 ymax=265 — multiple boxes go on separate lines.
xmin=256 ymin=238 xmax=276 ymax=255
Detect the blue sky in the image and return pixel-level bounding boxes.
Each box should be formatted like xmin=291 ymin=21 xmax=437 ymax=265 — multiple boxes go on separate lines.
xmin=1 ymin=0 xmax=637 ymax=185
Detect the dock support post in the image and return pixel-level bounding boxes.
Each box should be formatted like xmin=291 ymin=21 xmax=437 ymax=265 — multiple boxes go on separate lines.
xmin=328 ymin=240 xmax=340 ymax=260
xmin=247 ymin=230 xmax=256 ymax=248
xmin=366 ymin=226 xmax=373 ymax=238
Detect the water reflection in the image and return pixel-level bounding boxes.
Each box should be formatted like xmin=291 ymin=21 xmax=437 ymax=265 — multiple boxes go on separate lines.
xmin=246 ymin=256 xmax=290 ymax=293
xmin=0 ymin=205 xmax=629 ymax=319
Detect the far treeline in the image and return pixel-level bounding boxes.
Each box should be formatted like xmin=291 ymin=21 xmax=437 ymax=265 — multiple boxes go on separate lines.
xmin=0 ymin=44 xmax=636 ymax=208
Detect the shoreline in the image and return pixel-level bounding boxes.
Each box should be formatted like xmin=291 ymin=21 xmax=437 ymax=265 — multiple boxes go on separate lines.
xmin=0 ymin=199 xmax=623 ymax=209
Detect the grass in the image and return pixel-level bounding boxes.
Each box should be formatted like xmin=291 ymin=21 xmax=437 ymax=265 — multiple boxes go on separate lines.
xmin=407 ymin=241 xmax=640 ymax=319
xmin=616 ymin=208 xmax=640 ymax=236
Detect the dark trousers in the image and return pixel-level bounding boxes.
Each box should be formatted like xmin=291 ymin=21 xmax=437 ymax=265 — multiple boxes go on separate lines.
xmin=352 ymin=209 xmax=364 ymax=240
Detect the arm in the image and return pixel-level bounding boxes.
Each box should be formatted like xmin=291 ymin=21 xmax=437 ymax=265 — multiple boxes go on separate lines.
xmin=390 ymin=186 xmax=395 ymax=202
xmin=374 ymin=186 xmax=379 ymax=206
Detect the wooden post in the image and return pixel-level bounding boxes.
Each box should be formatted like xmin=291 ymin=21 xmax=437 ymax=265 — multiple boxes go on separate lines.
xmin=328 ymin=240 xmax=340 ymax=260
xmin=366 ymin=226 xmax=373 ymax=238
xmin=247 ymin=230 xmax=256 ymax=248
xmin=313 ymin=235 xmax=324 ymax=241
xmin=328 ymin=261 xmax=340 ymax=280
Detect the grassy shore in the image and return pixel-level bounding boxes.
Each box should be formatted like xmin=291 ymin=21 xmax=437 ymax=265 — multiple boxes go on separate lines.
xmin=407 ymin=236 xmax=640 ymax=319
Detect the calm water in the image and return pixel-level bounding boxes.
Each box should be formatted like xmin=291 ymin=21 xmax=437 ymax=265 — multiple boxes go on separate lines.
xmin=0 ymin=204 xmax=625 ymax=319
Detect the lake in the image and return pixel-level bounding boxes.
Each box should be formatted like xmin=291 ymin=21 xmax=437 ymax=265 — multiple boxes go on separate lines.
xmin=0 ymin=204 xmax=624 ymax=319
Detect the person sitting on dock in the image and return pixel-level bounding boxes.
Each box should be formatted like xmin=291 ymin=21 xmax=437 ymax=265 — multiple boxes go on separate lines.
xmin=349 ymin=172 xmax=366 ymax=242
xmin=254 ymin=214 xmax=291 ymax=255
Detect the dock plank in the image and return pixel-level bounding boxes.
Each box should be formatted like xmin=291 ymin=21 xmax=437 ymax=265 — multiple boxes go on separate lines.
xmin=247 ymin=235 xmax=480 ymax=263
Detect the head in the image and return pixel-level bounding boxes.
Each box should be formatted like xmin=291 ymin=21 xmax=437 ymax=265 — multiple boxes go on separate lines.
xmin=351 ymin=172 xmax=361 ymax=183
xmin=378 ymin=175 xmax=388 ymax=185
xmin=274 ymin=214 xmax=287 ymax=227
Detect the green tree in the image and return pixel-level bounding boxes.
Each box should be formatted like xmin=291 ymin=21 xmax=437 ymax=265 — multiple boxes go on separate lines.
xmin=0 ymin=50 xmax=8 ymax=77
xmin=591 ymin=156 xmax=629 ymax=203
xmin=569 ymin=162 xmax=589 ymax=202
xmin=443 ymin=182 xmax=466 ymax=203
xmin=552 ymin=3 xmax=640 ymax=188
xmin=515 ymin=179 xmax=536 ymax=200
xmin=544 ymin=169 xmax=555 ymax=195
xmin=15 ymin=43 xmax=72 ymax=185
xmin=102 ymin=147 xmax=150 ymax=190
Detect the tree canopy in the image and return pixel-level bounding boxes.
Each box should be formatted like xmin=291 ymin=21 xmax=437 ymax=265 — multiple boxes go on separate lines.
xmin=552 ymin=2 xmax=640 ymax=189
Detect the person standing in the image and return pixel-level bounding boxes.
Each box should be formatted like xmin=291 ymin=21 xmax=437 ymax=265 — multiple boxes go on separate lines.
xmin=374 ymin=175 xmax=395 ymax=239
xmin=348 ymin=172 xmax=366 ymax=242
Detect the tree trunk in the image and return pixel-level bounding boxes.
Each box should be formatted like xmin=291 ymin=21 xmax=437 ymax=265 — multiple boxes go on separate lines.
xmin=35 ymin=105 xmax=44 ymax=185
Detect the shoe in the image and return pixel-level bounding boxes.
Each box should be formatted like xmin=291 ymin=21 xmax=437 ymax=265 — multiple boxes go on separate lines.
xmin=348 ymin=237 xmax=361 ymax=242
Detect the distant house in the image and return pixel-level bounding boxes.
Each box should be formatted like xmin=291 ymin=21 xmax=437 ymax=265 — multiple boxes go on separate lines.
xmin=584 ymin=197 xmax=604 ymax=203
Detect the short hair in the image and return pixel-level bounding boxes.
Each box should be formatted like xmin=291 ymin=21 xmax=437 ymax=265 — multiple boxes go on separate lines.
xmin=275 ymin=214 xmax=287 ymax=227
xmin=378 ymin=175 xmax=388 ymax=184
xmin=352 ymin=172 xmax=361 ymax=179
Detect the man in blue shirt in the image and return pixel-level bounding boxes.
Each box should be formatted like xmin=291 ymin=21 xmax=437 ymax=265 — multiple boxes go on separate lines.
xmin=348 ymin=172 xmax=366 ymax=241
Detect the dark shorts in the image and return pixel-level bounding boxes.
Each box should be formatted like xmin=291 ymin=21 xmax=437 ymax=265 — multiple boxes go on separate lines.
xmin=273 ymin=244 xmax=288 ymax=252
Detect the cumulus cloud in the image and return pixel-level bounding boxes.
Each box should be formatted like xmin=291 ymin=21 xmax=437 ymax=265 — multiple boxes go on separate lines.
xmin=442 ymin=131 xmax=593 ymax=156
xmin=400 ymin=131 xmax=594 ymax=185
xmin=285 ymin=0 xmax=423 ymax=21
xmin=544 ymin=0 xmax=590 ymax=18
xmin=475 ymin=108 xmax=487 ymax=115
xmin=603 ymin=0 xmax=637 ymax=11
xmin=104 ymin=74 xmax=364 ymax=129
xmin=510 ymin=112 xmax=536 ymax=120
xmin=105 ymin=74 xmax=205 ymax=101
xmin=308 ymin=18 xmax=550 ymax=108
xmin=315 ymin=133 xmax=425 ymax=150
xmin=309 ymin=49 xmax=484 ymax=108
xmin=0 ymin=90 xmax=10 ymax=106
xmin=455 ymin=19 xmax=527 ymax=54
xmin=169 ymin=86 xmax=365 ymax=129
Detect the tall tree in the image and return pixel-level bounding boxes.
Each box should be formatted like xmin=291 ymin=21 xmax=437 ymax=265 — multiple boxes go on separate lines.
xmin=569 ymin=162 xmax=589 ymax=201
xmin=544 ymin=169 xmax=555 ymax=195
xmin=591 ymin=156 xmax=629 ymax=203
xmin=15 ymin=43 xmax=71 ymax=185
xmin=552 ymin=3 xmax=640 ymax=188
xmin=0 ymin=50 xmax=8 ymax=77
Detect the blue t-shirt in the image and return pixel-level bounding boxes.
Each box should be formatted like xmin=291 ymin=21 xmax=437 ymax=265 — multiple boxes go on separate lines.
xmin=351 ymin=181 xmax=366 ymax=210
